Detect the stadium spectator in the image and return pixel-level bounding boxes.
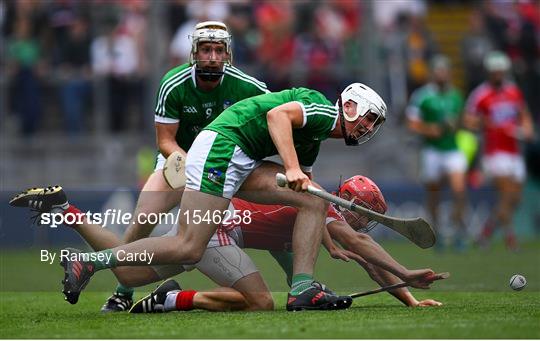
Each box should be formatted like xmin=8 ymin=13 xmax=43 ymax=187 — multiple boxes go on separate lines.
xmin=225 ymin=2 xmax=257 ymax=67
xmin=464 ymin=51 xmax=535 ymax=251
xmin=169 ymin=0 xmax=230 ymax=66
xmin=461 ymin=9 xmax=494 ymax=93
xmin=90 ymin=16 xmax=143 ymax=132
xmin=406 ymin=55 xmax=468 ymax=251
xmin=6 ymin=16 xmax=43 ymax=136
xmin=56 ymin=16 xmax=92 ymax=135
xmin=294 ymin=3 xmax=345 ymax=97
xmin=254 ymin=0 xmax=296 ymax=90
xmin=403 ymin=13 xmax=438 ymax=94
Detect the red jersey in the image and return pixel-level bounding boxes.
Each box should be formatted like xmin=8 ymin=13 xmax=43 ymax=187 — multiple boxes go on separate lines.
xmin=218 ymin=198 xmax=345 ymax=252
xmin=465 ymin=81 xmax=526 ymax=155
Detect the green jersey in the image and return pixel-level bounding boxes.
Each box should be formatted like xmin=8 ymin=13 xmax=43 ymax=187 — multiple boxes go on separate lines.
xmin=406 ymin=83 xmax=464 ymax=150
xmin=205 ymin=87 xmax=338 ymax=169
xmin=154 ymin=63 xmax=269 ymax=151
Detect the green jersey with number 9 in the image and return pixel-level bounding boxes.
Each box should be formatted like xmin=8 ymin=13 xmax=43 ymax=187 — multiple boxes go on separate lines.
xmin=154 ymin=63 xmax=269 ymax=151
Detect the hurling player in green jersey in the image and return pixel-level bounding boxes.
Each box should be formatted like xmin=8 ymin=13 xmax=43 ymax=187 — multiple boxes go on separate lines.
xmin=406 ymin=55 xmax=468 ymax=251
xmin=60 ymin=83 xmax=387 ymax=311
xmin=100 ymin=21 xmax=269 ymax=312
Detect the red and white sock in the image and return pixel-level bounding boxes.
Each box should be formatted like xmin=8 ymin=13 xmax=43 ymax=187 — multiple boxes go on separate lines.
xmin=62 ymin=205 xmax=84 ymax=227
xmin=164 ymin=290 xmax=197 ymax=312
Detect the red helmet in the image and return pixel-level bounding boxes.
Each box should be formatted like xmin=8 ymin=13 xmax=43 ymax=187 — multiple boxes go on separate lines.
xmin=338 ymin=175 xmax=387 ymax=232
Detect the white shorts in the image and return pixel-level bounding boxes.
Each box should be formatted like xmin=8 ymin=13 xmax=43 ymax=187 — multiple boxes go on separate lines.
xmin=151 ymin=244 xmax=258 ymax=287
xmin=185 ymin=130 xmax=261 ymax=199
xmin=154 ymin=153 xmax=166 ymax=171
xmin=483 ymin=152 xmax=526 ymax=182
xmin=420 ymin=147 xmax=467 ymax=183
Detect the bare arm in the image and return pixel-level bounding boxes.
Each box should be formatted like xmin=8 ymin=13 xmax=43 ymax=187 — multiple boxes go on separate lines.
xmin=155 ymin=122 xmax=186 ymax=158
xmin=329 ymin=221 xmax=410 ymax=278
xmin=322 ymin=225 xmax=365 ymax=263
xmin=327 ymin=220 xmax=439 ymax=306
xmin=462 ymin=111 xmax=482 ymax=131
xmin=519 ymin=107 xmax=535 ymax=141
xmin=267 ymin=102 xmax=310 ymax=191
xmin=406 ymin=117 xmax=444 ymax=139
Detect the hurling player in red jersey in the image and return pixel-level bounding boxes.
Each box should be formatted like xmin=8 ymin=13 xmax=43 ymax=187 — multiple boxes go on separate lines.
xmin=10 ymin=173 xmax=441 ymax=312
xmin=127 ymin=174 xmax=440 ymax=312
xmin=464 ymin=51 xmax=535 ymax=251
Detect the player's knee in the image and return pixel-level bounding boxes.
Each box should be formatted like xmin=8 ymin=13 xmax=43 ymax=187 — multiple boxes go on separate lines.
xmin=182 ymin=244 xmax=205 ymax=264
xmin=301 ymin=196 xmax=328 ymax=212
xmin=154 ymin=238 xmax=203 ymax=264
xmin=247 ymin=293 xmax=274 ymax=311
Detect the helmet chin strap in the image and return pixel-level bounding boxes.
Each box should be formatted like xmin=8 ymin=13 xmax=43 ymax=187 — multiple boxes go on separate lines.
xmin=338 ymin=97 xmax=360 ymax=146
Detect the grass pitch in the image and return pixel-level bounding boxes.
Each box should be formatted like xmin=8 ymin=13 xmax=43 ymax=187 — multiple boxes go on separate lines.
xmin=1 ymin=241 xmax=539 ymax=339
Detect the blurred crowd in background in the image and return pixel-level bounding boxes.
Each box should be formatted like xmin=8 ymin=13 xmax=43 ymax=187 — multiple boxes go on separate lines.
xmin=1 ymin=0 xmax=540 ymax=244
xmin=2 ymin=0 xmax=539 ymax=137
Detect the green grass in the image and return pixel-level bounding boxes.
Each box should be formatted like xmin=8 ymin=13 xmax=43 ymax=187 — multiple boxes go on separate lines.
xmin=1 ymin=241 xmax=539 ymax=338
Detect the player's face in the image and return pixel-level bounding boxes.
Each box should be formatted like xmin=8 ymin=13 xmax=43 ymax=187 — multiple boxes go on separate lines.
xmin=342 ymin=209 xmax=370 ymax=230
xmin=339 ymin=191 xmax=370 ymax=230
xmin=346 ymin=110 xmax=380 ymax=141
xmin=433 ymin=67 xmax=450 ymax=84
xmin=489 ymin=70 xmax=505 ymax=85
xmin=195 ymin=42 xmax=229 ymax=69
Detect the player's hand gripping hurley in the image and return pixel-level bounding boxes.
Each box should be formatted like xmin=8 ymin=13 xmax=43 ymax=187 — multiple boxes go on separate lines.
xmin=275 ymin=173 xmax=436 ymax=248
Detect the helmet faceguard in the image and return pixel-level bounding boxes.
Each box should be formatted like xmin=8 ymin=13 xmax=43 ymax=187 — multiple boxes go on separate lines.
xmin=189 ymin=21 xmax=232 ymax=81
xmin=337 ymin=175 xmax=387 ymax=233
xmin=337 ymin=83 xmax=387 ymax=146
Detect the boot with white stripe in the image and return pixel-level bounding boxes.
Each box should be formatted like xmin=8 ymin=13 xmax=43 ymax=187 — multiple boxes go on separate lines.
xmin=9 ymin=186 xmax=69 ymax=214
xmin=129 ymin=279 xmax=181 ymax=313
xmin=101 ymin=293 xmax=134 ymax=312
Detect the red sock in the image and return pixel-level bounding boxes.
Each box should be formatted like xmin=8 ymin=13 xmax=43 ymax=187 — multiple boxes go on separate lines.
xmin=481 ymin=219 xmax=495 ymax=239
xmin=505 ymin=233 xmax=518 ymax=250
xmin=62 ymin=205 xmax=84 ymax=227
xmin=175 ymin=290 xmax=197 ymax=311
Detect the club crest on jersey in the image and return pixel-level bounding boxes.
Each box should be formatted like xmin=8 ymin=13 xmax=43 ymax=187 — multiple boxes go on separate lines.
xmin=223 ymin=100 xmax=233 ymax=109
xmin=208 ymin=168 xmax=224 ymax=185
xmin=183 ymin=106 xmax=197 ymax=114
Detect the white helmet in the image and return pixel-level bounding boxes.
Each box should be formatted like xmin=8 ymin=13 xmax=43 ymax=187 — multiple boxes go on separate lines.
xmin=189 ymin=21 xmax=232 ymax=65
xmin=484 ymin=51 xmax=511 ymax=72
xmin=338 ymin=83 xmax=387 ymax=145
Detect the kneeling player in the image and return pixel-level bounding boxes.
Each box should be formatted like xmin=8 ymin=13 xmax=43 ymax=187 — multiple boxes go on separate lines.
xmin=10 ymin=170 xmax=441 ymax=312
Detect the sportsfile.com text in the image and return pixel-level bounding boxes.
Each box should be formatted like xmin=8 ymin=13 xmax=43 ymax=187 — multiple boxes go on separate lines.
xmin=40 ymin=209 xmax=253 ymax=228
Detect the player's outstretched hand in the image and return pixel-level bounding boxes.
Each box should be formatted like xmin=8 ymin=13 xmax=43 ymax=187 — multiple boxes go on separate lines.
xmin=285 ymin=169 xmax=311 ymax=192
xmin=414 ymin=299 xmax=443 ymax=307
xmin=405 ymin=269 xmax=436 ymax=289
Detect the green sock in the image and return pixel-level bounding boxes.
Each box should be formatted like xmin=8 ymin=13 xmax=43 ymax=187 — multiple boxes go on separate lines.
xmin=87 ymin=249 xmax=117 ymax=271
xmin=115 ymin=283 xmax=134 ymax=298
xmin=290 ymin=273 xmax=313 ymax=295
